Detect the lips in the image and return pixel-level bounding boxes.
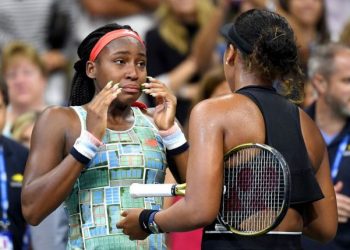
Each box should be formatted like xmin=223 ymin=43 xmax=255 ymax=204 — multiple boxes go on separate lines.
xmin=120 ymin=84 xmax=141 ymax=93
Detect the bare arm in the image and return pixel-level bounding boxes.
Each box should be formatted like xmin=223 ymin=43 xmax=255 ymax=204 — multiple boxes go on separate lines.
xmin=300 ymin=110 xmax=338 ymax=242
xmin=155 ymin=101 xmax=223 ymax=231
xmin=22 ymin=82 xmax=121 ymax=225
xmin=191 ymin=0 xmax=228 ymax=73
xmin=21 ymin=107 xmax=83 ymax=225
xmin=117 ymin=99 xmax=224 ymax=237
xmin=81 ymin=0 xmax=159 ymax=17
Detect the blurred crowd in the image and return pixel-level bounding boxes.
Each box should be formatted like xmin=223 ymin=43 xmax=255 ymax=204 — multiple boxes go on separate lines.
xmin=0 ymin=0 xmax=350 ymax=250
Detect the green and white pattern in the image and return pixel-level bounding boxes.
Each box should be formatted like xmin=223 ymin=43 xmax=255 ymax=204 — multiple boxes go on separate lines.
xmin=66 ymin=106 xmax=167 ymax=250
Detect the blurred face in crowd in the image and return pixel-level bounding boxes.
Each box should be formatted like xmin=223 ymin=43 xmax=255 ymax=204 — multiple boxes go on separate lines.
xmin=167 ymin=0 xmax=197 ymax=18
xmin=324 ymin=50 xmax=350 ymax=117
xmin=4 ymin=56 xmax=46 ymax=107
xmin=288 ymin=0 xmax=323 ymax=27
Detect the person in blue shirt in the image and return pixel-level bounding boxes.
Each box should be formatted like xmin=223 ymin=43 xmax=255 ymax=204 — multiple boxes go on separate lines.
xmin=303 ymin=43 xmax=350 ymax=250
xmin=0 ymin=83 xmax=29 ymax=250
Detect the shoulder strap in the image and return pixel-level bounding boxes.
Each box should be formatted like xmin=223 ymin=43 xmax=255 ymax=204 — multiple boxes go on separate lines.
xmin=70 ymin=106 xmax=86 ymax=134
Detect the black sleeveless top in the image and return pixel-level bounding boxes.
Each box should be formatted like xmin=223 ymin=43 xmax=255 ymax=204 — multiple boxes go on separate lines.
xmin=236 ymin=86 xmax=323 ymax=204
xmin=203 ymin=86 xmax=324 ymax=239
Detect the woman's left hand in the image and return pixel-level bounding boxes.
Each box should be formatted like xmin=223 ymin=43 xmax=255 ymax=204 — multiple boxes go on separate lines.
xmin=143 ymin=77 xmax=177 ymax=130
xmin=116 ymin=208 xmax=149 ymax=240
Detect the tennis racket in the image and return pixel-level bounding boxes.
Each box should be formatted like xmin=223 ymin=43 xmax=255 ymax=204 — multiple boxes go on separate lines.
xmin=130 ymin=143 xmax=291 ymax=236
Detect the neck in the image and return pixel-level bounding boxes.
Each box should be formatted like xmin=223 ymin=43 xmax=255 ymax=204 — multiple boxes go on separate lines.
xmin=108 ymin=103 xmax=132 ymax=119
xmin=315 ymin=98 xmax=347 ymax=136
xmin=106 ymin=103 xmax=135 ymax=131
xmin=234 ymin=63 xmax=270 ymax=90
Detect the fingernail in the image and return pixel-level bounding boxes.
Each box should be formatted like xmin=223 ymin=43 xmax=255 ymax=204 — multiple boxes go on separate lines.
xmin=142 ymin=89 xmax=150 ymax=93
xmin=107 ymin=81 xmax=113 ymax=87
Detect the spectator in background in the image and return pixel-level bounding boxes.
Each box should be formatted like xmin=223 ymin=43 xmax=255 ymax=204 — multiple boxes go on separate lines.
xmin=145 ymin=0 xmax=228 ymax=125
xmin=78 ymin=0 xmax=160 ymax=39
xmin=324 ymin=0 xmax=350 ymax=41
xmin=0 ymin=0 xmax=74 ymax=105
xmin=0 ymin=42 xmax=47 ymax=136
xmin=277 ymin=0 xmax=330 ymax=73
xmin=302 ymin=43 xmax=350 ymax=250
xmin=340 ymin=21 xmax=350 ymax=47
xmin=193 ymin=66 xmax=231 ymax=104
xmin=0 ymin=83 xmax=29 ymax=250
xmin=1 ymin=42 xmax=69 ymax=250
xmin=10 ymin=111 xmax=40 ymax=149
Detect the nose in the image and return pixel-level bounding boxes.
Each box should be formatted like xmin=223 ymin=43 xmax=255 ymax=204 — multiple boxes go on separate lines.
xmin=125 ymin=63 xmax=138 ymax=81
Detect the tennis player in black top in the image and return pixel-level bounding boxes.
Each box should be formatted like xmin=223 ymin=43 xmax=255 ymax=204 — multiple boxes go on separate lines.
xmin=117 ymin=9 xmax=337 ymax=249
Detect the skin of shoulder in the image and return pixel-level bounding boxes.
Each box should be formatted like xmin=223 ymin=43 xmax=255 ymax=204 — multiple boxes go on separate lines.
xmin=25 ymin=106 xmax=81 ymax=179
xmin=190 ymin=93 xmax=265 ymax=152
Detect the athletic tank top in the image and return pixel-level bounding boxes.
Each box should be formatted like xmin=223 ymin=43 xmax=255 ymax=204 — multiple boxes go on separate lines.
xmin=236 ymin=86 xmax=323 ymax=204
xmin=203 ymin=86 xmax=324 ymax=239
xmin=65 ymin=106 xmax=167 ymax=250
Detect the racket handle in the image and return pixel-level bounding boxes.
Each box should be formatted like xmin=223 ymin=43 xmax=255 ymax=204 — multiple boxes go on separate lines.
xmin=130 ymin=183 xmax=175 ymax=198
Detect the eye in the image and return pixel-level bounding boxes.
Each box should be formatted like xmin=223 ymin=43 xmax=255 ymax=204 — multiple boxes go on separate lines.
xmin=114 ymin=59 xmax=125 ymax=65
xmin=137 ymin=60 xmax=146 ymax=68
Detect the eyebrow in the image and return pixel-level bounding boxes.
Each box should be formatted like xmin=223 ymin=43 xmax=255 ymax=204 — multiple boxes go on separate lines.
xmin=112 ymin=51 xmax=146 ymax=57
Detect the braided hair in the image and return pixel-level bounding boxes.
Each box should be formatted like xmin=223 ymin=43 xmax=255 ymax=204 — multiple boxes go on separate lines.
xmin=69 ymin=23 xmax=134 ymax=106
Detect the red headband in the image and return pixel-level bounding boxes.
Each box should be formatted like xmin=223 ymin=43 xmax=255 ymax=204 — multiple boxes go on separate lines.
xmin=89 ymin=29 xmax=145 ymax=61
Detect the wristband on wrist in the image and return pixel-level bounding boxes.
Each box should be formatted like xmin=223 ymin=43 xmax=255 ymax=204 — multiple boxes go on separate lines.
xmin=148 ymin=210 xmax=163 ymax=234
xmin=139 ymin=209 xmax=157 ymax=234
xmin=159 ymin=123 xmax=187 ymax=151
xmin=83 ymin=130 xmax=104 ymax=147
xmin=70 ymin=147 xmax=91 ymax=165
xmin=70 ymin=130 xmax=102 ymax=165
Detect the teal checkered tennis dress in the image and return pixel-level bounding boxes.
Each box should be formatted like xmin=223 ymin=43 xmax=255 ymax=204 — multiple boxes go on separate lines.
xmin=65 ymin=106 xmax=167 ymax=250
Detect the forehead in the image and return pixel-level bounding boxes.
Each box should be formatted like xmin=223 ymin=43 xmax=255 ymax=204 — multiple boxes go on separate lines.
xmin=101 ymin=37 xmax=146 ymax=56
xmin=5 ymin=56 xmax=37 ymax=70
xmin=333 ymin=51 xmax=350 ymax=73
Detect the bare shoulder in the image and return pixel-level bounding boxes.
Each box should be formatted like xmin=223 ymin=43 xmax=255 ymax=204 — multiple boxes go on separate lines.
xmin=40 ymin=105 xmax=77 ymax=121
xmin=298 ymin=108 xmax=326 ymax=172
xmin=32 ymin=106 xmax=81 ymax=149
xmin=37 ymin=106 xmax=79 ymax=130
xmin=190 ymin=93 xmax=260 ymax=126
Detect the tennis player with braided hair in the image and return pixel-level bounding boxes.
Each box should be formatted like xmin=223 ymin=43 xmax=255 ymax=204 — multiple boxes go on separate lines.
xmin=21 ymin=23 xmax=188 ymax=249
xmin=117 ymin=9 xmax=337 ymax=249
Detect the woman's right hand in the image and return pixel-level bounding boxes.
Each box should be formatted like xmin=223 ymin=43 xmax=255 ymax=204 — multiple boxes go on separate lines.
xmin=85 ymin=81 xmax=121 ymax=139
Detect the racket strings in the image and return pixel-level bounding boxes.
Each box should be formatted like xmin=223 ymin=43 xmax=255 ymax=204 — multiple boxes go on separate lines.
xmin=221 ymin=146 xmax=286 ymax=233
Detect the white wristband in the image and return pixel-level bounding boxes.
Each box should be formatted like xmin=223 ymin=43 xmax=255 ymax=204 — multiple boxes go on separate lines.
xmin=159 ymin=123 xmax=187 ymax=150
xmin=73 ymin=130 xmax=101 ymax=160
